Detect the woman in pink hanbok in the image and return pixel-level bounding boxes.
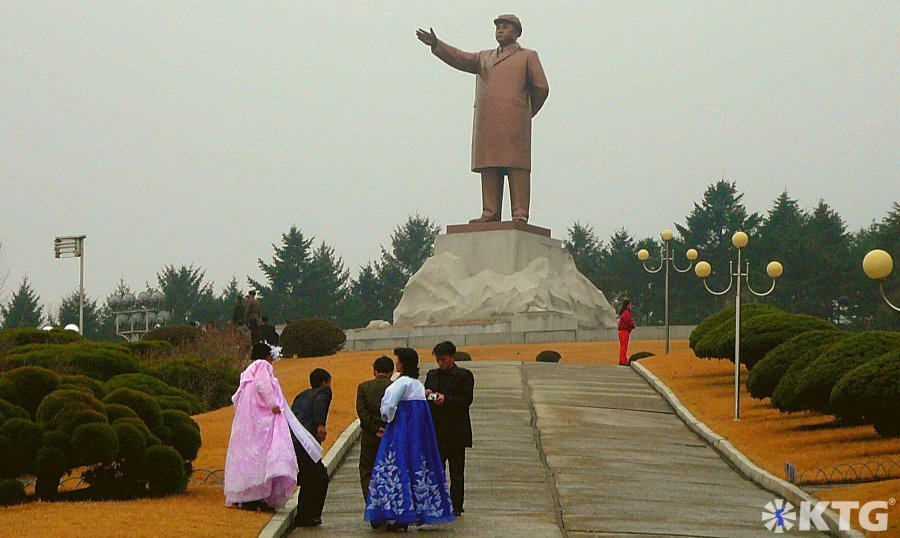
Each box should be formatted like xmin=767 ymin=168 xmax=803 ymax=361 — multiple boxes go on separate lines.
xmin=224 ymin=342 xmax=322 ymax=510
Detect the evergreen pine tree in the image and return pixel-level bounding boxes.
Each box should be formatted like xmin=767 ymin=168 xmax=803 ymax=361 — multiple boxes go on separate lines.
xmin=564 ymin=221 xmax=604 ymax=287
xmin=55 ymin=290 xmax=104 ymax=339
xmin=249 ymin=225 xmax=314 ymax=322
xmin=757 ymin=190 xmax=807 ymax=313
xmin=156 ymin=264 xmax=218 ymax=325
xmin=1 ymin=276 xmax=44 ymax=329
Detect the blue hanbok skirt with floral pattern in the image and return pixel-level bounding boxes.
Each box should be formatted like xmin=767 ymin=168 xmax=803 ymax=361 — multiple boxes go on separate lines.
xmin=364 ymin=400 xmax=455 ymax=526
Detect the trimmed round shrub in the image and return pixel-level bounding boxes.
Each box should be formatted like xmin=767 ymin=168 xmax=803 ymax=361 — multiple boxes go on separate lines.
xmin=154 ymin=395 xmax=193 ymax=414
xmin=143 ymin=445 xmax=187 ymax=496
xmin=113 ymin=422 xmax=148 ymax=462
xmin=58 ymin=374 xmax=107 ymax=400
xmin=689 ymin=306 xmax=739 ymax=350
xmin=112 ymin=417 xmax=158 ymax=446
xmin=34 ymin=445 xmax=69 ymax=477
xmin=280 ymin=318 xmax=346 ymax=358
xmin=143 ymin=325 xmax=201 ymax=347
xmin=629 ymin=351 xmax=655 ymax=361
xmin=105 ymin=373 xmax=173 ymax=396
xmin=454 ymin=351 xmax=472 ymax=362
xmin=536 ymin=350 xmax=561 ymax=363
xmin=105 ymin=373 xmax=204 ymax=415
xmin=151 ymin=423 xmax=172 ymax=444
xmin=120 ymin=340 xmax=174 ymax=356
xmin=55 ymin=409 xmax=108 ymax=437
xmin=772 ymin=354 xmax=826 ymax=413
xmin=161 ymin=410 xmax=201 ymax=461
xmin=0 ymin=478 xmax=26 ymax=506
xmin=748 ymin=330 xmax=848 ymax=400
xmin=42 ymin=430 xmax=73 ymax=459
xmin=0 ymin=398 xmax=30 ymax=424
xmin=793 ymin=331 xmax=900 ymax=415
xmin=106 ymin=403 xmax=139 ymax=422
xmin=0 ymin=342 xmax=139 ymax=381
xmin=0 ymin=366 xmax=60 ymax=418
xmin=0 ymin=418 xmax=44 ymax=478
xmin=103 ymin=388 xmax=162 ymax=429
xmin=691 ymin=304 xmax=782 ymax=359
xmin=72 ymin=422 xmax=119 ymax=465
xmin=141 ymin=356 xmax=229 ymax=412
xmin=830 ymin=349 xmax=900 ymax=434
xmin=0 ymin=327 xmax=83 ymax=356
xmin=36 ymin=389 xmax=108 ymax=437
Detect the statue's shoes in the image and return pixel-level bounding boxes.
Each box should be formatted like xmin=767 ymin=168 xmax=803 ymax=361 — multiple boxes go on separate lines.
xmin=468 ymin=216 xmax=501 ymax=223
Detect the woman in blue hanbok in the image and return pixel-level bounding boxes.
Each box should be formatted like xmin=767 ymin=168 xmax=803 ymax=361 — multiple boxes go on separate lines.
xmin=365 ymin=348 xmax=455 ymax=530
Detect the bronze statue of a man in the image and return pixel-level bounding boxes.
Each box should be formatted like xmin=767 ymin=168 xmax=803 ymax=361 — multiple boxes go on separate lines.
xmin=417 ymin=15 xmax=549 ymax=224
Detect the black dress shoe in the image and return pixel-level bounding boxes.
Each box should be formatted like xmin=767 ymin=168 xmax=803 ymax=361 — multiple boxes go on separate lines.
xmin=295 ymin=517 xmax=322 ymax=527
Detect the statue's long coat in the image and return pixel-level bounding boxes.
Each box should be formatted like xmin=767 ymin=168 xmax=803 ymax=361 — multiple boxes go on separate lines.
xmin=432 ymin=40 xmax=549 ymax=172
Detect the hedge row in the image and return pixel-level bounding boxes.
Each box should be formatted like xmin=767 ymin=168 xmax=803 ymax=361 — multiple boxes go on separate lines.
xmin=746 ymin=328 xmax=900 ymax=437
xmin=0 ymin=365 xmax=200 ymax=504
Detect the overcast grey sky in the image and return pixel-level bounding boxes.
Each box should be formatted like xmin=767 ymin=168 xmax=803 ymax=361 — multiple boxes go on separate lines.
xmin=2 ymin=2 xmax=898 ymax=316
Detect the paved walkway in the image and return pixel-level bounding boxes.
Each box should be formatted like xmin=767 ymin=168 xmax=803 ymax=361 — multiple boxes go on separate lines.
xmin=288 ymin=361 xmax=825 ymax=537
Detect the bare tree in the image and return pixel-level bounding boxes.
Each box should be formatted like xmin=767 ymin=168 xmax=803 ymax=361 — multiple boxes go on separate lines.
xmin=0 ymin=239 xmax=8 ymax=294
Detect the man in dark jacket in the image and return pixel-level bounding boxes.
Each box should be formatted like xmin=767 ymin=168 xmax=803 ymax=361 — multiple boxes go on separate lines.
xmin=258 ymin=315 xmax=279 ymax=346
xmin=291 ymin=368 xmax=332 ymax=527
xmin=230 ymin=296 xmax=244 ymax=327
xmin=355 ymin=355 xmax=394 ymax=502
xmin=425 ymin=341 xmax=474 ymax=516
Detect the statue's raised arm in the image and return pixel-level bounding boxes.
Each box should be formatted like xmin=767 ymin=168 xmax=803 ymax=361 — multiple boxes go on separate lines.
xmin=417 ymin=15 xmax=549 ymax=224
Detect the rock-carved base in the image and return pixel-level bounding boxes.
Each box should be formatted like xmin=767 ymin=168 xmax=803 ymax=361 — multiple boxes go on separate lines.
xmin=392 ymin=226 xmax=616 ymax=329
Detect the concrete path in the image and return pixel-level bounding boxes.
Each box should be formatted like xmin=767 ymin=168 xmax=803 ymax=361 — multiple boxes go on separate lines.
xmin=288 ymin=361 xmax=824 ymax=537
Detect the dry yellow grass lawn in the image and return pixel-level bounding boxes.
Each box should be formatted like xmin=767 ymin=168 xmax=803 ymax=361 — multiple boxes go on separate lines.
xmin=3 ymin=340 xmax=899 ymax=537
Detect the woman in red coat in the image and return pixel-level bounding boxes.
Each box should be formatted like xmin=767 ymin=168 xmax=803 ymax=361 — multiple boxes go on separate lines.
xmin=617 ymin=300 xmax=635 ymax=365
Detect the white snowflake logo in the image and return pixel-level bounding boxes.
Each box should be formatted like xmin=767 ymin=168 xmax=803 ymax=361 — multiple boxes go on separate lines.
xmin=762 ymin=499 xmax=796 ymax=533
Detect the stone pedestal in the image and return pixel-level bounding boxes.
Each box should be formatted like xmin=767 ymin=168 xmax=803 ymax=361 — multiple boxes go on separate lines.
xmin=392 ymin=224 xmax=617 ymax=329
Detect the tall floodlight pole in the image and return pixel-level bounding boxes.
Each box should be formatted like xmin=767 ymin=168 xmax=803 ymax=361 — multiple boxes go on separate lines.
xmin=637 ymin=229 xmax=698 ymax=353
xmin=693 ymin=231 xmax=783 ymax=420
xmin=54 ymin=235 xmax=86 ymax=334
xmin=863 ymin=249 xmax=899 ymax=312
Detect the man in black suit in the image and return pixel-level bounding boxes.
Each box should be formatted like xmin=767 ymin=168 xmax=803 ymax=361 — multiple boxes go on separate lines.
xmin=356 ymin=355 xmax=393 ymax=502
xmin=291 ymin=368 xmax=332 ymax=528
xmin=425 ymin=340 xmax=474 ymax=516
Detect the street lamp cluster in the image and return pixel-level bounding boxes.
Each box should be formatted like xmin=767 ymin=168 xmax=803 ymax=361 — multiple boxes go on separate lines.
xmin=637 ymin=229 xmax=698 ymax=353
xmin=108 ymin=291 xmax=169 ymax=341
xmin=694 ymin=231 xmax=783 ymax=420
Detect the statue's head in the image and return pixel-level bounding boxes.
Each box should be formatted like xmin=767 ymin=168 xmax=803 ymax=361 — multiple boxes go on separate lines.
xmin=494 ymin=14 xmax=522 ymax=45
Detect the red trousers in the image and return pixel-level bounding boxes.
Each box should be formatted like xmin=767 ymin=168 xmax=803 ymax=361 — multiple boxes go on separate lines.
xmin=618 ymin=330 xmax=631 ymax=365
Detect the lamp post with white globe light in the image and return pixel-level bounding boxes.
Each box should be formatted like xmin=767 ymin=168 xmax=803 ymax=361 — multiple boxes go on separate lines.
xmin=694 ymin=231 xmax=783 ymax=420
xmin=107 ymin=290 xmax=168 ymax=341
xmin=637 ymin=229 xmax=699 ymax=353
xmin=863 ymin=249 xmax=899 ymax=312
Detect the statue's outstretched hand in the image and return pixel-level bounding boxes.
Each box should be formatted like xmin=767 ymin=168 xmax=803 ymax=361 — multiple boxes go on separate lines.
xmin=416 ymin=27 xmax=437 ymax=47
